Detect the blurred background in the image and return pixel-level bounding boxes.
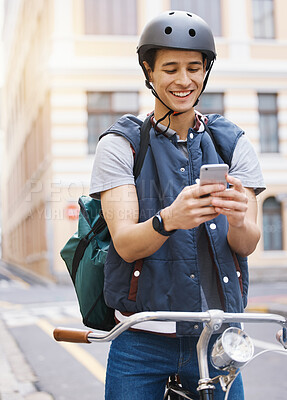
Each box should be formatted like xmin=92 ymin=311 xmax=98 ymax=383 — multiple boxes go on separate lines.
xmin=0 ymin=0 xmax=287 ymax=283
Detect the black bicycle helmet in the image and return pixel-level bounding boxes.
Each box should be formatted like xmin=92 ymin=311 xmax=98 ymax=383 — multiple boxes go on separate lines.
xmin=137 ymin=10 xmax=216 ymax=115
xmin=137 ymin=10 xmax=216 ymax=80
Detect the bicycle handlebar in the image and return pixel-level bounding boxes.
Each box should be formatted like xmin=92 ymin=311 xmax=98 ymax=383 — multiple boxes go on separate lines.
xmin=53 ymin=309 xmax=287 ymax=348
xmin=53 ymin=327 xmax=93 ymax=343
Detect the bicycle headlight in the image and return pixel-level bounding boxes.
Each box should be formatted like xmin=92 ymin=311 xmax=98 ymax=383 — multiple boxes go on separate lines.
xmin=211 ymin=327 xmax=254 ymax=371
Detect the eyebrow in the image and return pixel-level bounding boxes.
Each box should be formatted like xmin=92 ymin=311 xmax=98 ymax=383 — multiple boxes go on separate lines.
xmin=162 ymin=61 xmax=203 ymax=67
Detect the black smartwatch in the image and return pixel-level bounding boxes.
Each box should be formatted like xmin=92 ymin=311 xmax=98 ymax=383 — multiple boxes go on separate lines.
xmin=152 ymin=210 xmax=176 ymax=237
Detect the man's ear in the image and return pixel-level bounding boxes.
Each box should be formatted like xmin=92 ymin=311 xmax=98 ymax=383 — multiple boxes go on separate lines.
xmin=143 ymin=61 xmax=153 ymax=82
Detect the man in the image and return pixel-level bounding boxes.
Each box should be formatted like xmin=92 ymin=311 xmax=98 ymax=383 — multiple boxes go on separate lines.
xmin=90 ymin=10 xmax=265 ymax=400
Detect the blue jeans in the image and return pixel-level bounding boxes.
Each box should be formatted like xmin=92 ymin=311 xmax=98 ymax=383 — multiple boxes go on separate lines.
xmin=105 ymin=330 xmax=244 ymax=400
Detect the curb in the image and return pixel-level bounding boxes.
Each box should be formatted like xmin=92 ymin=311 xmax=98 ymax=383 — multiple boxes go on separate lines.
xmin=25 ymin=393 xmax=53 ymax=400
xmin=0 ymin=320 xmax=54 ymax=400
xmin=0 ymin=260 xmax=54 ymax=287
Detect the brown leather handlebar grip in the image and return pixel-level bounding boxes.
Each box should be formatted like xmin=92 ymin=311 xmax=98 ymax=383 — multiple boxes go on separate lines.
xmin=53 ymin=328 xmax=92 ymax=343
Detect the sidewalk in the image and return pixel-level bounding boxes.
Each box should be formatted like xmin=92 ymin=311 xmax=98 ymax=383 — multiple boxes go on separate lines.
xmin=0 ymin=319 xmax=53 ymax=400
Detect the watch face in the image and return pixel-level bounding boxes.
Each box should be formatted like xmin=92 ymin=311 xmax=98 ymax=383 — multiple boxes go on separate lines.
xmin=152 ymin=211 xmax=176 ymax=236
xmin=152 ymin=214 xmax=161 ymax=232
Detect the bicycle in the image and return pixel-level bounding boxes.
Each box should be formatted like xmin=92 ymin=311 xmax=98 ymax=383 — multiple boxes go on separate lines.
xmin=54 ymin=309 xmax=287 ymax=400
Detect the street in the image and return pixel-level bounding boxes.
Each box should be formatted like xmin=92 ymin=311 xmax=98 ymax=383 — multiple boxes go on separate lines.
xmin=0 ymin=261 xmax=286 ymax=400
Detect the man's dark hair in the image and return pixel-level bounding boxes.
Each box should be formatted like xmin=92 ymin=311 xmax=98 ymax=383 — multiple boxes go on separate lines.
xmin=143 ymin=48 xmax=207 ymax=72
xmin=142 ymin=48 xmax=158 ymax=71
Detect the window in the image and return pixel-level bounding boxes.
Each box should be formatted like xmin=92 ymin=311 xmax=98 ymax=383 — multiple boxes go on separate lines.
xmin=197 ymin=93 xmax=224 ymax=115
xmin=252 ymin=0 xmax=275 ymax=39
xmin=170 ymin=0 xmax=222 ymax=36
xmin=84 ymin=0 xmax=137 ymax=35
xmin=87 ymin=92 xmax=139 ymax=154
xmin=258 ymin=93 xmax=278 ymax=153
xmin=263 ymin=197 xmax=283 ymax=251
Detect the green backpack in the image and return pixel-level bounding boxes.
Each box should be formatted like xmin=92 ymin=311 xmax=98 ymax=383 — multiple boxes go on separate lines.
xmin=60 ymin=116 xmax=151 ymax=331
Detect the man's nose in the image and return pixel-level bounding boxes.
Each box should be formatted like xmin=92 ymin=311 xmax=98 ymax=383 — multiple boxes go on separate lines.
xmin=175 ymin=70 xmax=190 ymax=86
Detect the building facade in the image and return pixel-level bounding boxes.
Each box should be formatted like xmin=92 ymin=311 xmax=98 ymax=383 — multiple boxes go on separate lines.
xmin=1 ymin=0 xmax=287 ymax=282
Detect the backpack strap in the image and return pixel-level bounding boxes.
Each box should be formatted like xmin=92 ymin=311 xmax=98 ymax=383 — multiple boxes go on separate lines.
xmin=95 ymin=115 xmax=151 ymax=227
xmin=133 ymin=115 xmax=152 ymax=179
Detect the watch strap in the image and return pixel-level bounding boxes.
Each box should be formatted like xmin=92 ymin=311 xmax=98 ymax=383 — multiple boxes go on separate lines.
xmin=152 ymin=210 xmax=176 ymax=237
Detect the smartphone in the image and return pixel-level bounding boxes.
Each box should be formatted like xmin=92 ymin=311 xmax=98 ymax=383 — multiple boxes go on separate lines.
xmin=200 ymin=164 xmax=229 ymax=188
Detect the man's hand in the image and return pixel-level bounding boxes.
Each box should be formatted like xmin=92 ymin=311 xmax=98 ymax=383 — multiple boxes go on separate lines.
xmin=161 ymin=182 xmax=225 ymax=231
xmin=210 ymin=175 xmax=248 ymax=228
xmin=209 ymin=175 xmax=260 ymax=256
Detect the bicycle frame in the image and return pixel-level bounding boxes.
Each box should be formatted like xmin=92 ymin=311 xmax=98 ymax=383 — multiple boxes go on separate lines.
xmin=54 ymin=309 xmax=287 ymax=400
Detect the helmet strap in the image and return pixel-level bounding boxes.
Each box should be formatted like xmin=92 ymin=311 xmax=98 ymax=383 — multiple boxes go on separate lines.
xmin=154 ymin=109 xmax=174 ymax=134
xmin=145 ymin=80 xmax=184 ymax=120
xmin=145 ymin=57 xmax=214 ymax=129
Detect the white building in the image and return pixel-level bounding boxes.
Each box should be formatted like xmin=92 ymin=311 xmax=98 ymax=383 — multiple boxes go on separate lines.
xmin=1 ymin=0 xmax=287 ymax=281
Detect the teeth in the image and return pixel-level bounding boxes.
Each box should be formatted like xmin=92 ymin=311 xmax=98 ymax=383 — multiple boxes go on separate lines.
xmin=172 ymin=91 xmax=191 ymax=97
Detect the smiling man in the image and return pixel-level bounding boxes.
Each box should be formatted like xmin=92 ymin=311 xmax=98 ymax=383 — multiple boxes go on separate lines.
xmin=144 ymin=50 xmax=206 ymax=134
xmin=90 ymin=10 xmax=265 ymax=400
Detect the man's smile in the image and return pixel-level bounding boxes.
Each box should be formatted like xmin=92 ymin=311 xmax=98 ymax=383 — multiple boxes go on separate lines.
xmin=170 ymin=90 xmax=193 ymax=98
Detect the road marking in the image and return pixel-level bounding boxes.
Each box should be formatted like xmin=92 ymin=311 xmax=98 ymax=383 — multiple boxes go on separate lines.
xmin=0 ymin=301 xmax=23 ymax=309
xmin=246 ymin=306 xmax=269 ymax=314
xmin=0 ymin=302 xmax=81 ymax=327
xmin=36 ymin=319 xmax=106 ymax=384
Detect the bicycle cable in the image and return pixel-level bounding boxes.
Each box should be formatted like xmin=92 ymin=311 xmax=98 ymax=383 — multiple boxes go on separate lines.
xmin=223 ymin=348 xmax=287 ymax=400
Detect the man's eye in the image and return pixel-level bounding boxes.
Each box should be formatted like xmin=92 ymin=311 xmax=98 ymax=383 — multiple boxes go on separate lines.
xmin=164 ymin=69 xmax=176 ymax=74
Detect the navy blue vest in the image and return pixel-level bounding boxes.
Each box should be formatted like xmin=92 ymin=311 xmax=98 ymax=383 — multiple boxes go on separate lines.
xmin=101 ymin=114 xmax=248 ymax=336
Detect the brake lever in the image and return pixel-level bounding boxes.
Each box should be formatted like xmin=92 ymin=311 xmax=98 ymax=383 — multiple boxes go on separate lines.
xmin=276 ymin=327 xmax=287 ymax=349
